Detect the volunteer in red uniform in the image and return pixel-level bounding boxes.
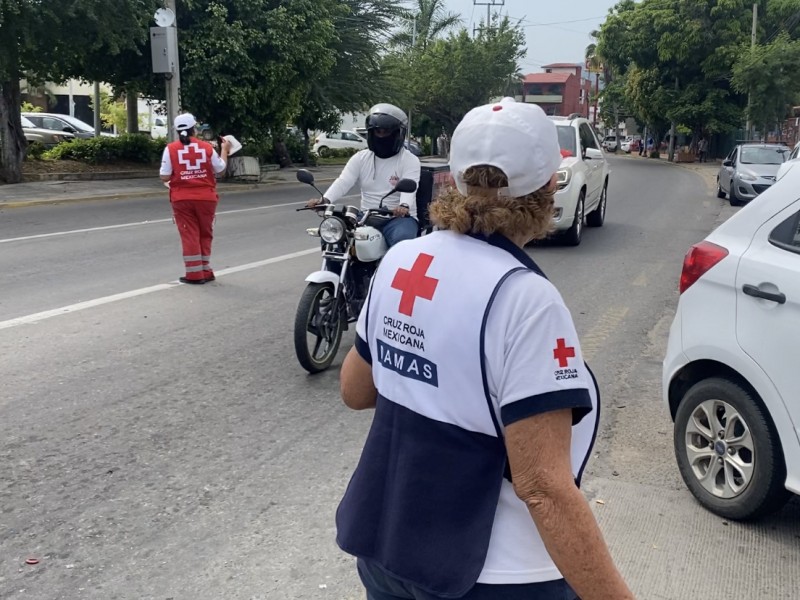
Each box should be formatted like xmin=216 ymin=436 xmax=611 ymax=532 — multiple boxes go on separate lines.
xmin=160 ymin=113 xmax=231 ymax=284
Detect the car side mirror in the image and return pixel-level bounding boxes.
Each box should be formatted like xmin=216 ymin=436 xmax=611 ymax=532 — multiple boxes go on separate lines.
xmin=585 ymin=147 xmax=603 ymax=161
xmin=722 ymin=159 xmax=732 ymax=167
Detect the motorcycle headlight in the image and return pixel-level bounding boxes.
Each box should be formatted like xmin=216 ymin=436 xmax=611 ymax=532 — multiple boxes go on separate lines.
xmin=319 ymin=217 xmax=345 ymax=244
xmin=556 ymin=169 xmax=571 ymax=190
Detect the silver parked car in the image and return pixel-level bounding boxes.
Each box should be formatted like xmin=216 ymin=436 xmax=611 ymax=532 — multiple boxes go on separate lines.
xmin=21 ymin=115 xmax=76 ymax=147
xmin=717 ymin=143 xmax=789 ymax=206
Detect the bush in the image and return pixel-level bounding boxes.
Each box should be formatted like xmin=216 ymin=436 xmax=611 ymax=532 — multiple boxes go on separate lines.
xmin=25 ymin=141 xmax=47 ymax=160
xmin=241 ymin=134 xmax=317 ymax=166
xmin=42 ymin=134 xmax=166 ymax=164
xmin=318 ymin=147 xmax=359 ymax=159
xmin=649 ymin=150 xmax=661 ymax=159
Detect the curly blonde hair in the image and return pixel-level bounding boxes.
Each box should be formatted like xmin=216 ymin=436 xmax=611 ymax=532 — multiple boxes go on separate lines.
xmin=429 ymin=165 xmax=555 ymax=241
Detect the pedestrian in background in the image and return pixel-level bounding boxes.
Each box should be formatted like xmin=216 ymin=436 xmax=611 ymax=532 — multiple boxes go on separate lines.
xmin=159 ymin=113 xmax=230 ymax=284
xmin=698 ymin=138 xmax=708 ymax=163
xmin=336 ymin=97 xmax=635 ymax=600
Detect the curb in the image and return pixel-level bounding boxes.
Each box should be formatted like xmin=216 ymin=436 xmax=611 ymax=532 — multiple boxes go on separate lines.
xmin=23 ymin=171 xmax=155 ymax=182
xmin=1 ymin=178 xmax=337 ymax=209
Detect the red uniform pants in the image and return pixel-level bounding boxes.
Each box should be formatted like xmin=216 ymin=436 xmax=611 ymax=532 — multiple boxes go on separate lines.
xmin=171 ymin=200 xmax=218 ymax=282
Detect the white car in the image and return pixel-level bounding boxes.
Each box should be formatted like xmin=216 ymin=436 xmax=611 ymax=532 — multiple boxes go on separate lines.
xmin=776 ymin=141 xmax=800 ymax=181
xmin=601 ymin=135 xmax=618 ymax=152
xmin=549 ymin=116 xmax=610 ymax=245
xmin=662 ymin=167 xmax=800 ymax=520
xmin=312 ymin=130 xmax=367 ymax=156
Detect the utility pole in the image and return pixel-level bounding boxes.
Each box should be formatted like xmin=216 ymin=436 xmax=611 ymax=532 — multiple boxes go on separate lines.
xmin=165 ymin=0 xmax=182 ymax=142
xmin=407 ymin=15 xmax=417 ymax=143
xmin=93 ymin=82 xmax=102 ymax=136
xmin=746 ymin=2 xmax=758 ymax=140
xmin=473 ymin=0 xmax=504 ymax=36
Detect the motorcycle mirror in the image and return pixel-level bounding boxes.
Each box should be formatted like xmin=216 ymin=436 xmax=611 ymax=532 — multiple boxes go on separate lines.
xmin=296 ymin=169 xmax=315 ymax=185
xmin=394 ymin=178 xmax=417 ymax=194
xmin=378 ymin=178 xmax=418 ymax=207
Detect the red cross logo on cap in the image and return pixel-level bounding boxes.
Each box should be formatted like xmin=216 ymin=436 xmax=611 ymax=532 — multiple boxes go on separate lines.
xmin=553 ymin=338 xmax=576 ymax=368
xmin=391 ymin=253 xmax=439 ymax=316
xmin=178 ymin=143 xmax=207 ymax=171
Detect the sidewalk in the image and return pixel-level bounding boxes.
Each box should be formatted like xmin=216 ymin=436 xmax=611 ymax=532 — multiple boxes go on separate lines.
xmin=0 ymin=165 xmax=344 ymax=208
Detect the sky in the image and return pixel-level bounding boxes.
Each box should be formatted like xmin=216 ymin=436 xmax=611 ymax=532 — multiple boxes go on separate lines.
xmin=444 ymin=0 xmax=620 ymax=74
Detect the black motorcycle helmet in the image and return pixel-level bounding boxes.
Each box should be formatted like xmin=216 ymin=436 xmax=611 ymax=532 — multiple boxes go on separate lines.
xmin=365 ymin=103 xmax=408 ymax=159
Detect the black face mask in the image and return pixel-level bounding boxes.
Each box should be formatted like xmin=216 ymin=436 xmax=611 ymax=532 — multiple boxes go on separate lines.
xmin=371 ymin=133 xmax=401 ymax=159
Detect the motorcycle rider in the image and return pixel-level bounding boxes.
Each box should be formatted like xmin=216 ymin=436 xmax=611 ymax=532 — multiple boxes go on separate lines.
xmin=307 ymin=103 xmax=421 ymax=247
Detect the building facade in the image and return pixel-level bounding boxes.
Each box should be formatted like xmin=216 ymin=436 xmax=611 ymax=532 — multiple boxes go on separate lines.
xmin=517 ymin=63 xmax=594 ymax=118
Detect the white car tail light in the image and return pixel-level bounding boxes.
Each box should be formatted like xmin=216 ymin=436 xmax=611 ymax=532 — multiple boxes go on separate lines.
xmin=679 ymin=241 xmax=729 ymax=294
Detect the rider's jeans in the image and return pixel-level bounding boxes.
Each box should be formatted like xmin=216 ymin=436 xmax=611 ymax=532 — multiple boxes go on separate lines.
xmin=381 ymin=216 xmax=419 ymax=247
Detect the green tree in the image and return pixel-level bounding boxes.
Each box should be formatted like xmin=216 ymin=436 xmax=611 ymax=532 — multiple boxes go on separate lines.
xmin=733 ymin=32 xmax=800 ymax=137
xmin=596 ymin=0 xmax=753 ymax=159
xmin=0 ymin=0 xmax=158 ymax=183
xmin=403 ymin=17 xmax=526 ymax=135
xmin=391 ymin=0 xmax=462 ymax=50
xmin=292 ymin=0 xmax=406 ymax=165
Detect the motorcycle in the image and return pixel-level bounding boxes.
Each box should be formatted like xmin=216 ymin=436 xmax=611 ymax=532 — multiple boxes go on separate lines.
xmin=293 ymin=169 xmax=418 ymax=374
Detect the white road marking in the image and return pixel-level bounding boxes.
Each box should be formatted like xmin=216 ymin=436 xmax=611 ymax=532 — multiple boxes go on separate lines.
xmin=0 ymin=248 xmax=318 ymax=331
xmin=0 ymin=201 xmax=302 ymax=244
xmin=0 ymin=194 xmax=359 ymax=245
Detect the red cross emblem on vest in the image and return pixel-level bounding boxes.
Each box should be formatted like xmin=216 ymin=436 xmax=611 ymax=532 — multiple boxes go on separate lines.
xmin=553 ymin=338 xmax=576 ymax=368
xmin=391 ymin=253 xmax=439 ymax=316
xmin=178 ymin=143 xmax=207 ymax=171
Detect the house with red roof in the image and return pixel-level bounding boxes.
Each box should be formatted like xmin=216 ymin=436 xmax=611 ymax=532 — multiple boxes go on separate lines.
xmin=517 ymin=63 xmax=594 ymax=118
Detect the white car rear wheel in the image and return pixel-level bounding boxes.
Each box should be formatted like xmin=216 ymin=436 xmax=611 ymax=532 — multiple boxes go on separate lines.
xmin=674 ymin=377 xmax=790 ymax=520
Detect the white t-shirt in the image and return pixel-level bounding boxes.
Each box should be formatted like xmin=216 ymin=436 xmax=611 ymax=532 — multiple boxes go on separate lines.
xmin=159 ymin=143 xmax=226 ymax=176
xmin=323 ymin=148 xmax=421 ymax=218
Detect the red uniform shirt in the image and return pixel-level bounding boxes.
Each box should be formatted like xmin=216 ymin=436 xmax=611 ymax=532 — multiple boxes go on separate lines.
xmin=167 ymin=138 xmax=218 ymax=202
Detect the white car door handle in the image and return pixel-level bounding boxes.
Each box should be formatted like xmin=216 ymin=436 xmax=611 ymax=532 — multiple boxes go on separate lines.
xmin=743 ymin=284 xmax=786 ymax=304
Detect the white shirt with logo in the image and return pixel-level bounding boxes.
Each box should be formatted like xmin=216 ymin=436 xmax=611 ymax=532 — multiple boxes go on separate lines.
xmin=323 ymin=148 xmax=421 ymax=217
xmin=336 ymin=230 xmax=599 ymax=594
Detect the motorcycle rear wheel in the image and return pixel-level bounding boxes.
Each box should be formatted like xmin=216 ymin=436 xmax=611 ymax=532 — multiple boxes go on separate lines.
xmin=294 ymin=282 xmax=344 ymax=374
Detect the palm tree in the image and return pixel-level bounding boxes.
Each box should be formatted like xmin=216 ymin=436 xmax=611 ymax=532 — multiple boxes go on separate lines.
xmin=390 ymin=0 xmax=462 ymax=51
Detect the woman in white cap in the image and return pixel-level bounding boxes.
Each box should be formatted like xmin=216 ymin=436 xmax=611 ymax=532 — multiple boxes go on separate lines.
xmin=335 ymin=98 xmax=635 ymax=600
xmin=159 ymin=113 xmax=230 ymax=284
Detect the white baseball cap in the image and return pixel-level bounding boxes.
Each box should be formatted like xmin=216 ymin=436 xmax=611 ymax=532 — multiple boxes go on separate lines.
xmin=174 ymin=113 xmax=197 ymax=131
xmin=449 ymin=97 xmax=562 ymax=197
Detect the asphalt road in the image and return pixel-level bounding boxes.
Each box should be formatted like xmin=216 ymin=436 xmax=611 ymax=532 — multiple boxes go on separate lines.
xmin=0 ymin=157 xmax=798 ymax=600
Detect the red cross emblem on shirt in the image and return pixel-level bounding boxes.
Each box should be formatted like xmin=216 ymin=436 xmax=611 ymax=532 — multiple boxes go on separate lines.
xmin=391 ymin=253 xmax=439 ymax=316
xmin=177 ymin=143 xmax=207 ymax=171
xmin=553 ymin=338 xmax=576 ymax=368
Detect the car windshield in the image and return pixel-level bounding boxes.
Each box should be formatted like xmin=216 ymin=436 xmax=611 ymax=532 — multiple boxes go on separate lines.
xmin=21 ymin=116 xmax=35 ymax=128
xmin=556 ymin=126 xmax=577 ymax=156
xmin=740 ymin=147 xmax=787 ymax=165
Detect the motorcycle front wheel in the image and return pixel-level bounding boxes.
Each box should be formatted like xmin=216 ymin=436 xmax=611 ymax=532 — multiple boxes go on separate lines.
xmin=294 ymin=282 xmax=344 ymax=374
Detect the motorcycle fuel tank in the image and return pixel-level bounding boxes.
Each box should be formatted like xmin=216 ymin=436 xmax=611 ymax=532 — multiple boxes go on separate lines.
xmin=354 ymin=226 xmax=388 ymax=262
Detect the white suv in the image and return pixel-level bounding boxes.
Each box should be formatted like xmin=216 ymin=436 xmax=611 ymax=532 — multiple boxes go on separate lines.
xmin=312 ymin=130 xmax=367 ymax=156
xmin=549 ymin=116 xmax=610 ymax=245
xmin=663 ymin=167 xmax=800 ymax=519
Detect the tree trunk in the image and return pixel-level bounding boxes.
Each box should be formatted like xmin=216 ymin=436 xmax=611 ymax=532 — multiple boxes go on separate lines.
xmin=273 ymin=139 xmax=292 ymax=168
xmin=0 ymin=79 xmax=26 ymax=184
xmin=667 ymin=121 xmax=676 ymax=162
xmin=302 ymin=130 xmax=311 ymax=166
xmin=613 ymin=104 xmax=620 ymax=154
xmin=126 ymin=89 xmax=139 ymax=134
